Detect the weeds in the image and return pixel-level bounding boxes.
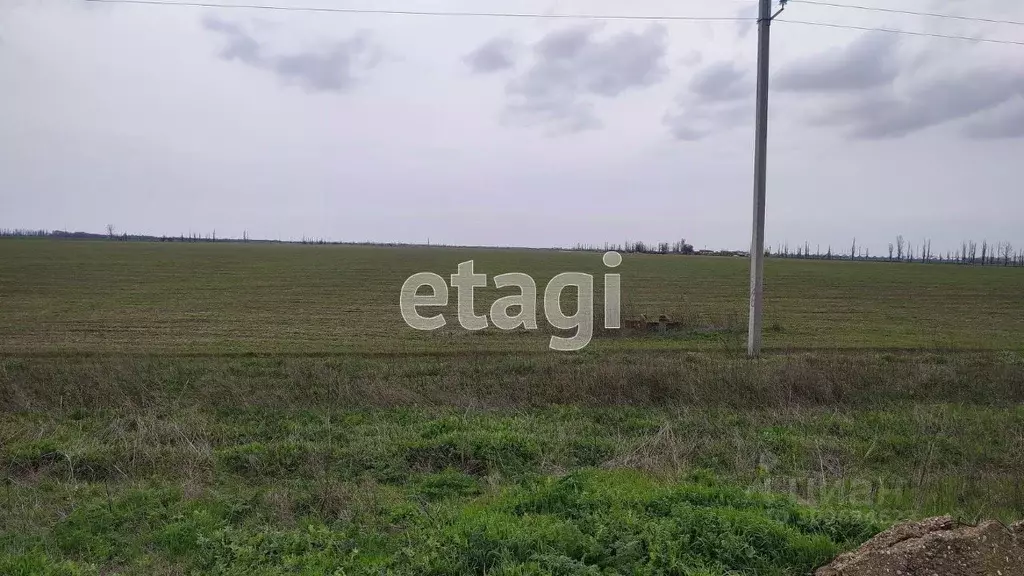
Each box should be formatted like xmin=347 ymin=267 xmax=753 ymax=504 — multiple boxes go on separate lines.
xmin=2 ymin=241 xmax=1023 ymax=573
xmin=4 ymin=351 xmax=1022 ymax=411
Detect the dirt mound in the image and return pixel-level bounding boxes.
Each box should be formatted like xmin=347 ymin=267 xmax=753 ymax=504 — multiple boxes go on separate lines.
xmin=817 ymin=516 xmax=1024 ymax=576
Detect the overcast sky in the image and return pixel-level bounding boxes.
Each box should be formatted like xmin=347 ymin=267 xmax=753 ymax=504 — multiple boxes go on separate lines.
xmin=2 ymin=0 xmax=1023 ymax=254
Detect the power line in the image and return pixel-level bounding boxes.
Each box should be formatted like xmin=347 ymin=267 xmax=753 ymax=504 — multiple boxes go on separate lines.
xmin=777 ymin=18 xmax=1024 ymax=46
xmin=790 ymin=0 xmax=1024 ymax=27
xmin=74 ymin=1 xmax=1024 ymax=47
xmin=82 ymin=0 xmax=754 ymax=21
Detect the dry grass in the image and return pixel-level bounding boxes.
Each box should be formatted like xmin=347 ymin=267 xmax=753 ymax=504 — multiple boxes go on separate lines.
xmin=3 ymin=351 xmax=1022 ymax=412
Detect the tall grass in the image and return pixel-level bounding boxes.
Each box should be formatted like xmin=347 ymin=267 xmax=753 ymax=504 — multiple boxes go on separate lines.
xmin=3 ymin=351 xmax=1022 ymax=411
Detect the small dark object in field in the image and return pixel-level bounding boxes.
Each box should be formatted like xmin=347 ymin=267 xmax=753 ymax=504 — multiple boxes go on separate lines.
xmin=623 ymin=314 xmax=681 ymax=333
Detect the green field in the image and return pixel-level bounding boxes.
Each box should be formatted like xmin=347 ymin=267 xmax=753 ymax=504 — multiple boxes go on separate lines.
xmin=2 ymin=239 xmax=1023 ymax=575
xmin=2 ymin=240 xmax=1022 ymax=354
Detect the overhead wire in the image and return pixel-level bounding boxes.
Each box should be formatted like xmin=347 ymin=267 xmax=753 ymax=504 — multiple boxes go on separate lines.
xmin=776 ymin=18 xmax=1024 ymax=46
xmin=788 ymin=1 xmax=1024 ymax=28
xmin=82 ymin=0 xmax=1024 ymax=47
xmin=81 ymin=0 xmax=754 ymax=22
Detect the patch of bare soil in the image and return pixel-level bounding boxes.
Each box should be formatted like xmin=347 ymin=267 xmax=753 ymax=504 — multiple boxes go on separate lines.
xmin=817 ymin=516 xmax=1024 ymax=576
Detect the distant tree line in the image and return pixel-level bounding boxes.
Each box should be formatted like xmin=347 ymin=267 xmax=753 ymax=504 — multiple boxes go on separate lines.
xmin=766 ymin=235 xmax=1024 ymax=267
xmin=0 ymin=228 xmax=499 ymax=250
xmin=572 ymin=239 xmax=696 ymax=255
xmin=3 ymin=228 xmax=1023 ymax=267
xmin=0 ymin=227 xmax=226 ymax=243
xmin=1 ymin=227 xmax=243 ymax=244
xmin=0 ymin=228 xmax=56 ymax=238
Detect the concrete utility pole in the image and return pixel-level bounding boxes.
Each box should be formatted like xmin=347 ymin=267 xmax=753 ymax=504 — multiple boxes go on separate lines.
xmin=747 ymin=0 xmax=784 ymax=358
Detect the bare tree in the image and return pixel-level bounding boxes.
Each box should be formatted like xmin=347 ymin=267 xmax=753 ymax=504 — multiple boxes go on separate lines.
xmin=981 ymin=240 xmax=988 ymax=265
xmin=106 ymin=224 xmax=116 ymax=239
xmin=1003 ymin=242 xmax=1013 ymax=266
xmin=851 ymin=238 xmax=857 ymax=260
xmin=888 ymin=243 xmax=894 ymax=261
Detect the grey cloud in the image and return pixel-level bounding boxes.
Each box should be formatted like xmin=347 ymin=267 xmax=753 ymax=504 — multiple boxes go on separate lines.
xmin=583 ymin=27 xmax=669 ymax=96
xmin=503 ymin=24 xmax=668 ymax=133
xmin=203 ymin=16 xmax=379 ymax=93
xmin=771 ymin=30 xmax=1024 ymax=140
xmin=663 ymin=100 xmax=749 ymax=141
xmin=775 ymin=33 xmax=900 ymax=93
xmin=203 ymin=17 xmax=261 ymax=65
xmin=680 ymin=50 xmax=703 ymax=67
xmin=689 ymin=62 xmax=750 ymax=102
xmin=536 ymin=26 xmax=593 ymax=61
xmin=272 ymin=40 xmax=379 ymax=92
xmin=464 ymin=38 xmax=517 ymax=74
xmin=736 ymin=4 xmax=757 ymax=38
xmin=816 ymin=69 xmax=1024 ymax=139
xmin=663 ymin=119 xmax=708 ymax=141
xmin=664 ymin=60 xmax=752 ymax=141
xmin=962 ymin=98 xmax=1024 ymax=139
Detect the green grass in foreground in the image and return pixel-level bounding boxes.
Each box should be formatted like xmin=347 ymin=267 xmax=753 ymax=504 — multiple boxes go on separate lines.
xmin=4 ymin=404 xmax=1022 ymax=575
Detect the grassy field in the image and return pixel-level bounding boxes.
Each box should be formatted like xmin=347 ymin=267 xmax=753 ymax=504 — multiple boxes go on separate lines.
xmin=4 ymin=405 xmax=1022 ymax=575
xmin=2 ymin=239 xmax=1023 ymax=575
xmin=1 ymin=239 xmax=1022 ymax=354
